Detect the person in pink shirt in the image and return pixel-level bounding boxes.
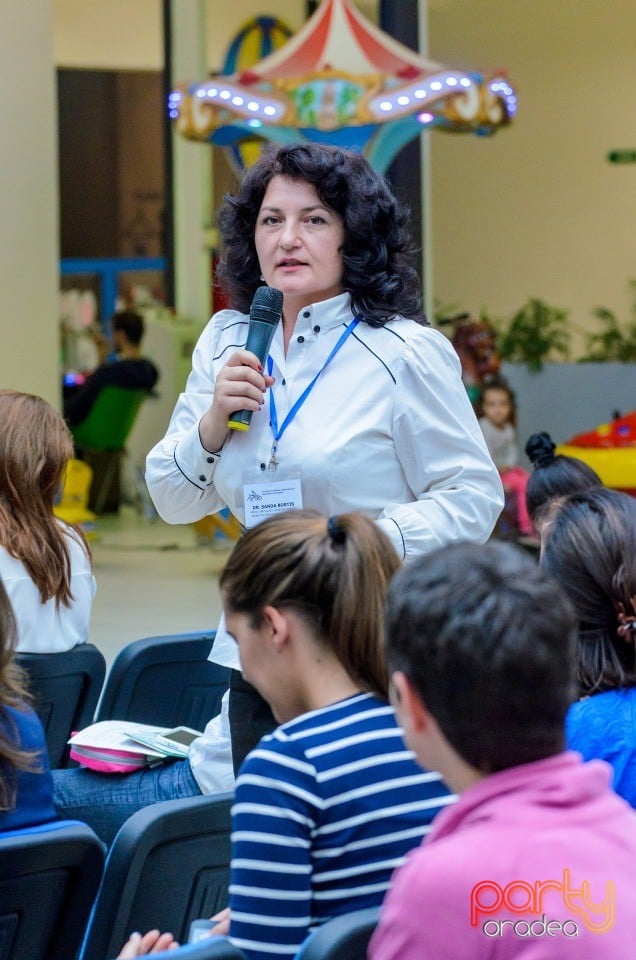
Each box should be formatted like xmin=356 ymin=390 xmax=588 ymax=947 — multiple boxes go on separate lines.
xmin=370 ymin=540 xmax=636 ymax=960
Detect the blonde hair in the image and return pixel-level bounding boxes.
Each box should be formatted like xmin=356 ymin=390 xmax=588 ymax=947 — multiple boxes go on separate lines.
xmin=0 ymin=390 xmax=90 ymax=606
xmin=219 ymin=510 xmax=400 ymax=698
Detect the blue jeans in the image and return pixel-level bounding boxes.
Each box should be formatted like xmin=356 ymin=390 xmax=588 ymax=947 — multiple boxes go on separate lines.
xmin=52 ymin=759 xmax=202 ymax=847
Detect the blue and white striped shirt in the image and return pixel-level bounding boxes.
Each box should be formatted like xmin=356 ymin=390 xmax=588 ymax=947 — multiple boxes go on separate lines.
xmin=229 ymin=692 xmax=454 ymax=959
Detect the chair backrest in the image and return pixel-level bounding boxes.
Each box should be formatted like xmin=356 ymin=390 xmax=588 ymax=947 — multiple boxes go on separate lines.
xmin=80 ymin=792 xmax=233 ymax=960
xmin=108 ymin=938 xmax=248 ymax=960
xmin=71 ymin=386 xmax=149 ymax=451
xmin=94 ymin=631 xmax=229 ymax=730
xmin=294 ymin=907 xmax=381 ymax=960
xmin=16 ymin=643 xmax=106 ymax=768
xmin=0 ymin=819 xmax=105 ymax=960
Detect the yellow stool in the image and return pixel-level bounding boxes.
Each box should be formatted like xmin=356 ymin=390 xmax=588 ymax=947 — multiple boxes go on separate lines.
xmin=53 ymin=459 xmax=99 ymax=539
xmin=193 ymin=510 xmax=242 ymax=545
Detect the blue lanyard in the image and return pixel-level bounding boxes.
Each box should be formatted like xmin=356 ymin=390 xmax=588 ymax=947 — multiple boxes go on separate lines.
xmin=266 ymin=317 xmax=360 ymax=468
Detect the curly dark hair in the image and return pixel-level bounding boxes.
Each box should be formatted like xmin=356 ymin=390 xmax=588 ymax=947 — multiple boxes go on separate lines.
xmin=216 ymin=142 xmax=425 ymax=327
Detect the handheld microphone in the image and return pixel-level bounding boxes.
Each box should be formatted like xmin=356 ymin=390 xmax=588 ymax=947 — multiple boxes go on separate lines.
xmin=227 ymin=285 xmax=283 ymax=432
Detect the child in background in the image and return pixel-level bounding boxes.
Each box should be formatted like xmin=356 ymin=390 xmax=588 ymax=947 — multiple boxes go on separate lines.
xmin=0 ymin=391 xmax=95 ymax=653
xmin=478 ymin=379 xmax=534 ymax=536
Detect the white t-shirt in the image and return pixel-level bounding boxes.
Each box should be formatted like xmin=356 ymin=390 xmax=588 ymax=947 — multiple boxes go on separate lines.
xmin=1 ymin=522 xmax=96 ymax=653
xmin=479 ymin=417 xmax=519 ymax=470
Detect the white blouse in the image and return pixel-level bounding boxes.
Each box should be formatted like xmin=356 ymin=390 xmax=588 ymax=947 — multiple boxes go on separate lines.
xmin=2 ymin=523 xmax=96 ymax=654
xmin=146 ymin=293 xmax=504 ymax=777
xmin=146 ymin=292 xmax=503 ymax=560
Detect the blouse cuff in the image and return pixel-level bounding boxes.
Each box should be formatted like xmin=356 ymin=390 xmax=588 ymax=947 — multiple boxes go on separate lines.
xmin=173 ymin=421 xmax=222 ymax=490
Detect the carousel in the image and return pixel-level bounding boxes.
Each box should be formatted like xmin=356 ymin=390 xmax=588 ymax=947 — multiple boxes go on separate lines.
xmin=169 ymin=0 xmax=516 ymax=173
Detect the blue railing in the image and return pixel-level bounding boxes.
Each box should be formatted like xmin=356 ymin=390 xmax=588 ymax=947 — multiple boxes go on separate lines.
xmin=60 ymin=257 xmax=166 ymax=330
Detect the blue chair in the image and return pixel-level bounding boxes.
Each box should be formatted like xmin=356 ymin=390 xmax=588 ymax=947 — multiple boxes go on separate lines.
xmin=109 ymin=939 xmax=247 ymax=960
xmin=16 ymin=643 xmax=106 ymax=768
xmin=294 ymin=907 xmax=381 ymax=960
xmin=79 ymin=792 xmax=233 ymax=960
xmin=94 ymin=631 xmax=229 ymax=730
xmin=0 ymin=819 xmax=105 ymax=960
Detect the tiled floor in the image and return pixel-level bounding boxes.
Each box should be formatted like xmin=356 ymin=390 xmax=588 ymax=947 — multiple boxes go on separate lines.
xmin=88 ymin=508 xmax=233 ymax=667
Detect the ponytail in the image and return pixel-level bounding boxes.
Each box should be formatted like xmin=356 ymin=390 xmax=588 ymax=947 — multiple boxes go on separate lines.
xmin=219 ymin=510 xmax=400 ymax=697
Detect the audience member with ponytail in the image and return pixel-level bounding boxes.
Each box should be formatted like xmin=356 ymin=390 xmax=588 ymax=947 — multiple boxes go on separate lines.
xmin=524 ymin=430 xmax=602 ymax=530
xmin=117 ymin=509 xmax=453 ymax=960
xmin=540 ymin=487 xmax=636 ymax=806
xmin=218 ymin=510 xmax=453 ymax=959
xmin=0 ymin=390 xmax=95 ymax=653
xmin=0 ymin=576 xmax=57 ymax=830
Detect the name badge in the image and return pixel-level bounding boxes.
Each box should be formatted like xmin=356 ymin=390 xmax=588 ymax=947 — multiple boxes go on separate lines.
xmin=242 ymin=467 xmax=303 ymax=528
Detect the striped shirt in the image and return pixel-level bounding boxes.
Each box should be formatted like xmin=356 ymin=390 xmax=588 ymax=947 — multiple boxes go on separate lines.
xmin=229 ymin=692 xmax=454 ymax=959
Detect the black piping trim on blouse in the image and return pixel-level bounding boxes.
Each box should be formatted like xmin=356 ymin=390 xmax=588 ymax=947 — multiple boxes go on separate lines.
xmin=386 ymin=517 xmax=406 ymax=559
xmin=172 ymin=447 xmax=205 ymax=491
xmin=379 ymin=323 xmax=406 ymax=344
xmin=213 ymin=341 xmax=248 ymax=362
xmin=348 ymin=326 xmax=397 ymax=385
xmin=213 ymin=320 xmax=250 ymax=362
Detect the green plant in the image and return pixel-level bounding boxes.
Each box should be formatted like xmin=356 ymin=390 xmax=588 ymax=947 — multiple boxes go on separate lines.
xmin=580 ymin=280 xmax=636 ymax=362
xmin=494 ymin=298 xmax=571 ymax=372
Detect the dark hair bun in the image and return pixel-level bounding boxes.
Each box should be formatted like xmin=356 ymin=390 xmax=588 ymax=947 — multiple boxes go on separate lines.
xmin=525 ymin=432 xmax=556 ymax=468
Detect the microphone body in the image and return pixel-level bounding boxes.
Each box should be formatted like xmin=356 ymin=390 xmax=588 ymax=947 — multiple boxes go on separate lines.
xmin=227 ymin=286 xmax=283 ymax=432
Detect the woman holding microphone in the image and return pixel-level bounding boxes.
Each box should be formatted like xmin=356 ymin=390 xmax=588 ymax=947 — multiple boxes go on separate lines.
xmin=146 ymin=142 xmax=503 ymax=771
xmin=52 ymin=144 xmax=501 ymax=841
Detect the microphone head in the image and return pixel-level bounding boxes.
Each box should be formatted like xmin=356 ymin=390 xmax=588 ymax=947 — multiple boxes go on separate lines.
xmin=250 ymin=286 xmax=284 ymax=325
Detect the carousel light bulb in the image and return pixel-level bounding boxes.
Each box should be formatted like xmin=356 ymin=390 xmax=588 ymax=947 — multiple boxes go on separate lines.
xmin=446 ymin=77 xmax=458 ymax=86
xmin=418 ymin=112 xmax=434 ymax=124
xmin=414 ymin=89 xmax=427 ymax=99
xmin=379 ymin=101 xmax=392 ymax=111
xmin=196 ymin=90 xmax=205 ymax=98
xmin=460 ymin=77 xmax=471 ymax=88
xmin=232 ymin=96 xmax=244 ymax=106
xmin=247 ymin=101 xmax=259 ymax=111
xmin=397 ymin=95 xmax=410 ymax=105
xmin=247 ymin=119 xmax=262 ymax=128
xmin=219 ymin=89 xmax=231 ymax=100
xmin=263 ymin=105 xmax=277 ymax=116
xmin=430 ymin=81 xmax=442 ymax=91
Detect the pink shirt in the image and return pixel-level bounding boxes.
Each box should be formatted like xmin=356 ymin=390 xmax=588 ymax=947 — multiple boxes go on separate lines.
xmin=370 ymin=752 xmax=636 ymax=959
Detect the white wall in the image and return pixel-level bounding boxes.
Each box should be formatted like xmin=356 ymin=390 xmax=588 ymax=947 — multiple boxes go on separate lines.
xmin=10 ymin=0 xmax=634 ymax=408
xmin=428 ymin=0 xmax=636 ymax=355
xmin=0 ymin=1 xmax=60 ymax=405
xmin=53 ymin=0 xmax=163 ymax=69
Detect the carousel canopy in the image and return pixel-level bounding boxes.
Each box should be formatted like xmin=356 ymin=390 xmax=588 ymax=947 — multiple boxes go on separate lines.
xmin=169 ymin=0 xmax=516 ymax=172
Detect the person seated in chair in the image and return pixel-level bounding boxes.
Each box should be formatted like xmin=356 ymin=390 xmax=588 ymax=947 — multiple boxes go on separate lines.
xmin=370 ymin=540 xmax=636 ymax=959
xmin=0 ymin=575 xmax=57 ymax=831
xmin=63 ymin=310 xmax=158 ymax=428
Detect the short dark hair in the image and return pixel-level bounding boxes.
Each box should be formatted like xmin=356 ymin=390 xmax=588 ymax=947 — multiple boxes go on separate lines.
xmin=540 ymin=487 xmax=636 ymax=695
xmin=385 ymin=541 xmax=577 ymax=773
xmin=216 ymin=142 xmax=424 ymax=326
xmin=524 ymin=431 xmax=602 ymax=525
xmin=112 ymin=310 xmax=144 ymax=346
